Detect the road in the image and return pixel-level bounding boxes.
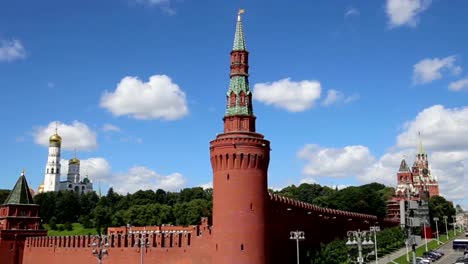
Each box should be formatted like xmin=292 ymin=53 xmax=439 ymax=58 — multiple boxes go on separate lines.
xmin=434 ymin=240 xmax=466 ymax=264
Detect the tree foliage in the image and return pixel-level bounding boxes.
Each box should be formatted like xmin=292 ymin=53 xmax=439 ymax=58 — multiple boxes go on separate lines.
xmin=0 ymin=189 xmax=10 ymax=204
xmin=34 ymin=187 xmax=213 ymax=232
xmin=274 ymin=182 xmax=390 ymax=217
xmin=429 ymin=195 xmax=456 ymax=233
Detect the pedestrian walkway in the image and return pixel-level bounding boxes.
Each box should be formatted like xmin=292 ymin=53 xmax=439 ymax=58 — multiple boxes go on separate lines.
xmin=366 ymin=239 xmax=433 ymax=264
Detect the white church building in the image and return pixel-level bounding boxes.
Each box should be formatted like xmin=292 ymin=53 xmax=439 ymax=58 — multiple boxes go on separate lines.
xmin=38 ymin=130 xmax=93 ymax=194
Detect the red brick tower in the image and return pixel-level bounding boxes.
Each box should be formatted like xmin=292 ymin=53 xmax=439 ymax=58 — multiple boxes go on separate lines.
xmin=0 ymin=172 xmax=47 ymax=264
xmin=210 ymin=10 xmax=271 ymax=264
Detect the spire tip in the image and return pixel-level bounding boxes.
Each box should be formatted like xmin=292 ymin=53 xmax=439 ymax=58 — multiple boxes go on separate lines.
xmin=237 ymin=9 xmax=245 ymax=21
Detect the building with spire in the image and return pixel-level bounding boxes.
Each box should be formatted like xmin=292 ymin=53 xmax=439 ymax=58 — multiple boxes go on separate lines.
xmin=0 ymin=172 xmax=47 ymax=264
xmin=386 ymin=135 xmax=439 ymax=238
xmin=393 ymin=135 xmax=439 ymax=200
xmin=210 ymin=9 xmax=271 ymax=264
xmin=39 ymin=130 xmax=93 ymax=195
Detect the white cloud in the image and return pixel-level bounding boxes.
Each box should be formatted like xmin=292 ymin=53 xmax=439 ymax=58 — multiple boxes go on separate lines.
xmin=60 ymin=157 xmax=111 ymax=183
xmin=386 ymin=0 xmax=432 ymax=28
xmin=360 ymin=105 xmax=468 ymax=208
xmin=449 ymin=78 xmax=468 ymax=91
xmin=359 ymin=150 xmax=414 ymax=186
xmin=100 ymin=74 xmax=188 ymax=120
xmin=322 ymin=89 xmax=359 ymax=106
xmin=0 ymin=39 xmax=26 ymax=62
xmin=298 ymin=144 xmax=375 ymax=178
xmin=33 ymin=121 xmax=98 ymax=151
xmin=413 ymin=56 xmax=461 ymax=84
xmin=199 ymin=181 xmax=213 ymax=190
xmin=345 ymin=7 xmax=360 ymax=17
xmin=296 ymin=105 xmax=468 ymax=208
xmin=396 ymin=105 xmax=468 ymax=151
xmin=253 ymin=78 xmax=321 ymax=112
xmin=101 ymin=123 xmax=121 ymax=132
xmin=111 ymin=166 xmax=186 ymax=194
xmin=134 ymin=0 xmax=175 ymax=15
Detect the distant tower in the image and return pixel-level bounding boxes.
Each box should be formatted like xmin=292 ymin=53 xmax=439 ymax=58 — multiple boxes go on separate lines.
xmin=43 ymin=129 xmax=62 ymax=192
xmin=411 ymin=133 xmax=439 ymax=197
xmin=210 ymin=10 xmax=271 ymax=264
xmin=67 ymin=151 xmax=80 ymax=183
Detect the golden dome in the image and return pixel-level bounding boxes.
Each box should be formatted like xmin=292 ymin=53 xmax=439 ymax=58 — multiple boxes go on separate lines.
xmin=49 ymin=133 xmax=62 ymax=143
xmin=69 ymin=157 xmax=80 ymax=164
xmin=37 ymin=183 xmax=44 ymax=194
xmin=49 ymin=133 xmax=62 ymax=142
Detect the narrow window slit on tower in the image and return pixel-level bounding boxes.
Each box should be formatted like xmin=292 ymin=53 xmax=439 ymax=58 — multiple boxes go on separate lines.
xmin=227 ymin=174 xmax=230 ymax=180
xmin=250 ymin=202 xmax=253 ymax=211
xmin=240 ymin=244 xmax=244 ymax=251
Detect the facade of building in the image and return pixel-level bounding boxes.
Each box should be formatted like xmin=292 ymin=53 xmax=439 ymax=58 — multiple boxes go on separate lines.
xmin=39 ymin=130 xmax=93 ymax=195
xmin=11 ymin=11 xmax=399 ymax=264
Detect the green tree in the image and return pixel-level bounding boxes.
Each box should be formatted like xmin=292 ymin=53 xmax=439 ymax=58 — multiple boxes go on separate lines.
xmin=49 ymin=216 xmax=58 ymax=230
xmin=429 ymin=195 xmax=456 ymax=233
xmin=309 ymin=239 xmax=350 ymax=264
xmin=0 ymin=189 xmax=10 ymax=204
xmin=55 ymin=191 xmax=80 ymax=223
xmin=34 ymin=192 xmax=57 ymax=223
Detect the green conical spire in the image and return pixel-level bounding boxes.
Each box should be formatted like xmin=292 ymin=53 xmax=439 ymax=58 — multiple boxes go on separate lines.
xmin=225 ymin=10 xmax=253 ymax=117
xmin=4 ymin=171 xmax=35 ymax=205
xmin=233 ymin=9 xmax=246 ymax=51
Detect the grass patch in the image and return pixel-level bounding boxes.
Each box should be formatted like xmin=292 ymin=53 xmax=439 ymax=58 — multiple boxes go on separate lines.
xmin=45 ymin=223 xmax=98 ymax=236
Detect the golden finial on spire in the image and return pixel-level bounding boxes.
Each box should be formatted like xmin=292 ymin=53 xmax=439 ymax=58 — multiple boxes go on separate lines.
xmin=237 ymin=8 xmax=245 ymax=21
xmin=21 ymin=168 xmax=26 ymax=176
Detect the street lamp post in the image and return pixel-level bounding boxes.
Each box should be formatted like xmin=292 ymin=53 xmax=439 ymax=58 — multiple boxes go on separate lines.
xmin=132 ymin=232 xmax=151 ymax=264
xmin=443 ymin=216 xmax=449 ymax=240
xmin=452 ymin=215 xmax=457 ymax=236
xmin=290 ymin=230 xmax=305 ymax=264
xmin=369 ymin=226 xmax=380 ymax=264
xmin=90 ymin=235 xmax=109 ymax=264
xmin=433 ymin=217 xmax=440 ymax=245
xmin=422 ymin=220 xmax=428 ymax=252
xmin=404 ymin=239 xmax=410 ymax=262
xmin=346 ymin=229 xmax=374 ymax=264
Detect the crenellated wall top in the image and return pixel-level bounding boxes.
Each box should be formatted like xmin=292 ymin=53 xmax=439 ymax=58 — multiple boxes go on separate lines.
xmin=269 ymin=192 xmax=378 ymax=220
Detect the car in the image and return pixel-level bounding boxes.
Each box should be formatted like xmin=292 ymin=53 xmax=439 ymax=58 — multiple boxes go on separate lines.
xmin=422 ymin=252 xmax=439 ymax=261
xmin=432 ymin=249 xmax=444 ymax=256
xmin=454 ymin=256 xmax=468 ymax=264
xmin=415 ymin=257 xmax=430 ymax=264
xmin=429 ymin=251 xmax=443 ymax=258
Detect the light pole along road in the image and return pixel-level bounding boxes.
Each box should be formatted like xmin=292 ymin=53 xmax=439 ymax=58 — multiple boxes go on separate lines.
xmin=290 ymin=230 xmax=305 ymax=264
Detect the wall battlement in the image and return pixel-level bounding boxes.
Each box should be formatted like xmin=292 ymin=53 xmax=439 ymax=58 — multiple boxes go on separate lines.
xmin=269 ymin=193 xmax=377 ymax=221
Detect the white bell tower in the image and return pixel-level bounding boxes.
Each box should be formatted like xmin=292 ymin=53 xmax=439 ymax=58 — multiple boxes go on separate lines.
xmin=43 ymin=128 xmax=62 ymax=192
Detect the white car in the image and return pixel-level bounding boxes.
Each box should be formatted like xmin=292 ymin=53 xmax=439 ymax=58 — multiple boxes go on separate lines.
xmin=415 ymin=257 xmax=430 ymax=264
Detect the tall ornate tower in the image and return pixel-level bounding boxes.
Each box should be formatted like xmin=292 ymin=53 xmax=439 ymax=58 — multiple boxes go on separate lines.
xmin=43 ymin=129 xmax=62 ymax=192
xmin=67 ymin=154 xmax=80 ymax=183
xmin=411 ymin=135 xmax=439 ymax=197
xmin=210 ymin=10 xmax=271 ymax=264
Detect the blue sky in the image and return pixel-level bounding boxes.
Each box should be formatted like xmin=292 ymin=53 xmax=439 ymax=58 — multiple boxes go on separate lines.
xmin=1 ymin=0 xmax=467 ymax=208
